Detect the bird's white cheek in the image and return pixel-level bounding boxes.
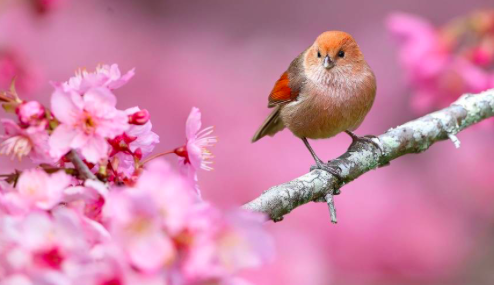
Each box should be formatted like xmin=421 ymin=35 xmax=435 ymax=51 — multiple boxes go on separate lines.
xmin=287 ymin=96 xmax=304 ymax=107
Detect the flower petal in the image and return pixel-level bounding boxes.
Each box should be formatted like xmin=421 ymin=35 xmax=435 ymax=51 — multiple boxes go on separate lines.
xmin=1 ymin=119 xmax=21 ymax=136
xmin=128 ymin=230 xmax=175 ymax=272
xmin=48 ymin=124 xmax=80 ymax=160
xmin=187 ymin=142 xmax=203 ymax=170
xmin=185 ymin=107 xmax=202 ymax=140
xmin=80 ymin=135 xmax=108 ymax=163
xmin=83 ymin=87 xmax=117 ymax=112
xmin=50 ymin=89 xmax=81 ymax=125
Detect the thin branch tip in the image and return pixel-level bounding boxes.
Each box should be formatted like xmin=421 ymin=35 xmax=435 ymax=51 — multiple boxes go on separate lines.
xmin=67 ymin=150 xmax=97 ymax=181
xmin=325 ymin=192 xmax=337 ymax=224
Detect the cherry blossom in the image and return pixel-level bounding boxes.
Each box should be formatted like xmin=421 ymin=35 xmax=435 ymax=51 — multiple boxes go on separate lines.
xmin=49 ymin=87 xmax=129 ymax=163
xmin=16 ymin=101 xmax=45 ymax=126
xmin=110 ymin=106 xmax=159 ymax=178
xmin=14 ymin=169 xmax=72 ymax=211
xmin=174 ymin=107 xmax=216 ymax=195
xmin=0 ymin=119 xmax=52 ymax=163
xmin=62 ymin=64 xmax=135 ymax=94
xmin=183 ymin=207 xmax=274 ymax=283
xmin=0 ymin=63 xmax=272 ymax=285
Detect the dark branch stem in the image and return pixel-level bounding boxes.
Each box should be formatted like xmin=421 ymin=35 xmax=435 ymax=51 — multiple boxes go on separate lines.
xmin=66 ymin=150 xmax=97 ymax=181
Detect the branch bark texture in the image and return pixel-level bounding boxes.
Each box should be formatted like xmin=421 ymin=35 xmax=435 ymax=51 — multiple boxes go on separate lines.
xmin=67 ymin=150 xmax=97 ymax=181
xmin=243 ymin=90 xmax=494 ymax=222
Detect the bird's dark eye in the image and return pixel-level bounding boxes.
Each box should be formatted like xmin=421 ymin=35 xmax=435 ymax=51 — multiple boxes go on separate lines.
xmin=317 ymin=51 xmax=321 ymax=58
xmin=338 ymin=50 xmax=345 ymax=58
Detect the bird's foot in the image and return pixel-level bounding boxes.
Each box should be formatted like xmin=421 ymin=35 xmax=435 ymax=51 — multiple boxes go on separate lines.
xmin=345 ymin=131 xmax=382 ymax=151
xmin=310 ymin=160 xmax=342 ymax=185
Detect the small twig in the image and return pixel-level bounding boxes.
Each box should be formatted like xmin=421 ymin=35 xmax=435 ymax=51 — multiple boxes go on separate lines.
xmin=243 ymin=89 xmax=494 ymax=222
xmin=66 ymin=150 xmax=97 ymax=180
xmin=140 ymin=150 xmax=174 ymax=165
xmin=325 ymin=192 xmax=337 ymax=224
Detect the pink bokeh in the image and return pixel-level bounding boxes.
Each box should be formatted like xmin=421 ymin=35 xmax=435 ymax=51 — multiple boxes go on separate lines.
xmin=1 ymin=1 xmax=494 ymax=284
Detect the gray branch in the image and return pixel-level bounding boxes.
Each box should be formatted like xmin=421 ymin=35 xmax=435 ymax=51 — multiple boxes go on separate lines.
xmin=67 ymin=150 xmax=97 ymax=181
xmin=243 ymin=89 xmax=494 ymax=222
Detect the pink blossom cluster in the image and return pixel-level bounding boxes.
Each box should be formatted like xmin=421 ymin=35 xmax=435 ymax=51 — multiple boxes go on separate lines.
xmin=387 ymin=10 xmax=494 ymax=113
xmin=0 ymin=64 xmax=273 ymax=284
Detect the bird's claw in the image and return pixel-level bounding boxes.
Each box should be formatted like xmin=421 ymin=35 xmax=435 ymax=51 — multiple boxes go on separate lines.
xmin=361 ymin=135 xmax=382 ymax=150
xmin=346 ymin=131 xmax=382 ymax=152
xmin=310 ymin=161 xmax=342 ymax=184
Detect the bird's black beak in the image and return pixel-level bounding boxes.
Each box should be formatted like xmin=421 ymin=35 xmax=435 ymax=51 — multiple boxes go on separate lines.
xmin=323 ymin=55 xmax=334 ymax=69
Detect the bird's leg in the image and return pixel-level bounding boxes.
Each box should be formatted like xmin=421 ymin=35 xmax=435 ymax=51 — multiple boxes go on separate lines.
xmin=302 ymin=138 xmax=341 ymax=178
xmin=302 ymin=138 xmax=341 ymax=222
xmin=344 ymin=130 xmax=381 ymax=151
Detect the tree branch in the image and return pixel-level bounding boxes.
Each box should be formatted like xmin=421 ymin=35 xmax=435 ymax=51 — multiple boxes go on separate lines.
xmin=66 ymin=150 xmax=97 ymax=181
xmin=243 ymin=89 xmax=494 ymax=222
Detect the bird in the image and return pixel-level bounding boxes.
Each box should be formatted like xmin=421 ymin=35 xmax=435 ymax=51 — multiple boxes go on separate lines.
xmin=252 ymin=31 xmax=377 ymax=175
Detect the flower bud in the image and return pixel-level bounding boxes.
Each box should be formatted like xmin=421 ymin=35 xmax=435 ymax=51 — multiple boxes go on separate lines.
xmin=128 ymin=109 xmax=150 ymax=125
xmin=174 ymin=146 xmax=188 ymax=158
xmin=133 ymin=148 xmax=143 ymax=160
xmin=16 ymin=101 xmax=45 ymax=126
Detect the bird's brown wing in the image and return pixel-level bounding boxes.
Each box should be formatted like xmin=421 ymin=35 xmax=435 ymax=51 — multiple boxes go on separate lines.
xmin=252 ymin=52 xmax=305 ymax=142
xmin=268 ymin=52 xmax=305 ymax=108
xmin=268 ymin=72 xmax=293 ymax=107
xmin=251 ymin=105 xmax=284 ymax=142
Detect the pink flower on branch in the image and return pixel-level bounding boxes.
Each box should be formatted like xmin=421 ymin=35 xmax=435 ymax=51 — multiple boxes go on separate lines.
xmin=128 ymin=108 xmax=150 ymax=125
xmin=173 ymin=107 xmax=216 ymax=195
xmin=183 ymin=207 xmax=274 ymax=283
xmin=103 ymin=161 xmax=186 ymax=272
xmin=104 ymin=160 xmax=273 ymax=282
xmin=14 ymin=169 xmax=72 ymax=210
xmin=109 ymin=106 xmax=159 ymax=178
xmin=62 ymin=64 xmax=135 ymax=94
xmin=140 ymin=107 xmax=216 ymax=195
xmin=16 ymin=101 xmax=46 ymax=126
xmin=0 ymin=63 xmax=273 ymax=284
xmin=63 ymin=179 xmax=108 ymax=223
xmin=0 ymin=208 xmax=95 ymax=282
xmin=49 ymin=87 xmax=129 ymax=163
xmin=179 ymin=107 xmax=217 ymax=172
xmin=0 ymin=119 xmax=52 ymax=163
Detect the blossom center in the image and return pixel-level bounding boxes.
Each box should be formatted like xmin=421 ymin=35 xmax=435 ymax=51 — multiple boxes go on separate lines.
xmin=34 ymin=247 xmax=64 ymax=269
xmin=82 ymin=113 xmax=97 ymax=134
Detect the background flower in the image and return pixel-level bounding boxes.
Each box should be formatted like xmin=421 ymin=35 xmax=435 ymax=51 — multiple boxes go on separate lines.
xmin=0 ymin=119 xmax=52 ymax=163
xmin=388 ymin=10 xmax=494 ymax=113
xmin=62 ymin=64 xmax=134 ymax=94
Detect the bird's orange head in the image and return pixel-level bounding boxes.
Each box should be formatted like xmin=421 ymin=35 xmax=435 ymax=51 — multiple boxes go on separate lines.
xmin=305 ymin=31 xmax=364 ymax=72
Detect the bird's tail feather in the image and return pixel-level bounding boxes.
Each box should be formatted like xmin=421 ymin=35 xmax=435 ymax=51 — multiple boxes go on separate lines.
xmin=252 ymin=106 xmax=285 ymax=142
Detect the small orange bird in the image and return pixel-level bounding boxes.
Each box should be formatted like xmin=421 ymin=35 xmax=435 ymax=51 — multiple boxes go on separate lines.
xmin=252 ymin=31 xmax=377 ymax=174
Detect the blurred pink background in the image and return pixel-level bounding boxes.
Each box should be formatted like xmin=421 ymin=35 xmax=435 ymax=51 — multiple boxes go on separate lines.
xmin=1 ymin=0 xmax=494 ymax=284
